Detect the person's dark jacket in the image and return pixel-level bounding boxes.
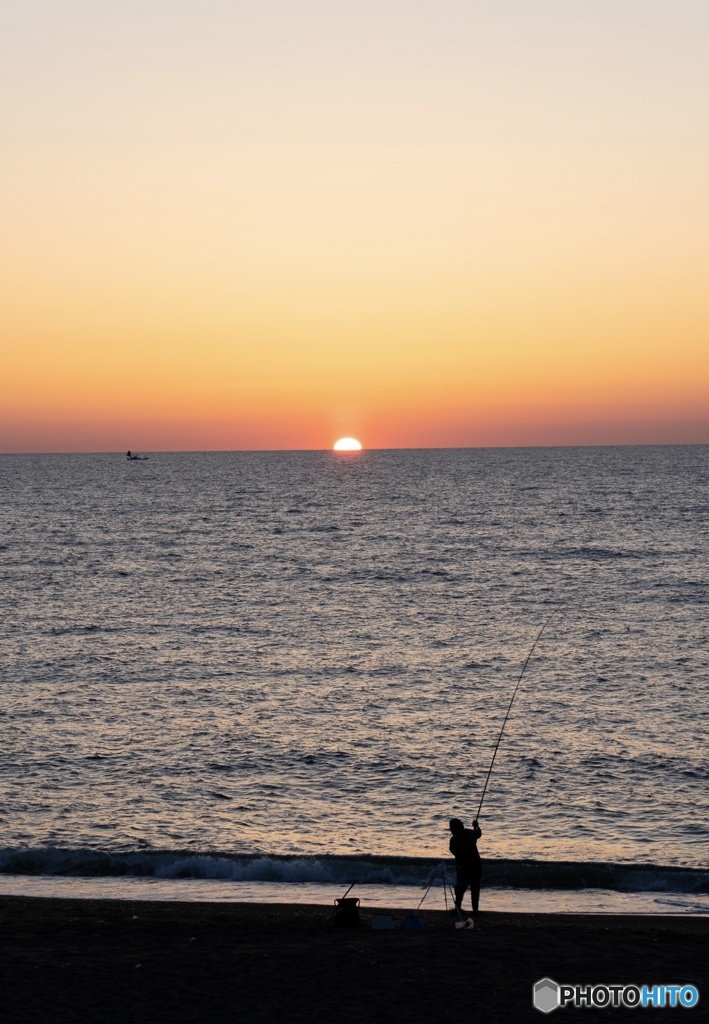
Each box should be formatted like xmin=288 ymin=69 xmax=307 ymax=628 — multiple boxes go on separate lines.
xmin=449 ymin=822 xmax=482 ymax=871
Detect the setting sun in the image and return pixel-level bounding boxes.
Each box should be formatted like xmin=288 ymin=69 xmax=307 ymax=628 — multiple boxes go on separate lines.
xmin=333 ymin=437 xmax=363 ymax=452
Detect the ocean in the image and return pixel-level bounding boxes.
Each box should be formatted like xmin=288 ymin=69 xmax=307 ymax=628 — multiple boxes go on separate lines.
xmin=1 ymin=446 xmax=707 ymax=913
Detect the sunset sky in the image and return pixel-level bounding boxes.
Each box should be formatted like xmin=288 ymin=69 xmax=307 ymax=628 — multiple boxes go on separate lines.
xmin=2 ymin=0 xmax=708 ymax=451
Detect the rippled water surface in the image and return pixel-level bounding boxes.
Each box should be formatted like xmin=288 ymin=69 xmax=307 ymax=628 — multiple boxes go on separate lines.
xmin=1 ymin=447 xmax=707 ymax=874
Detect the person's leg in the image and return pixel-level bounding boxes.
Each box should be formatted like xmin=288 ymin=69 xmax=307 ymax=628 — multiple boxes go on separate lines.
xmin=454 ymin=872 xmax=470 ymax=910
xmin=471 ymin=869 xmax=481 ymax=914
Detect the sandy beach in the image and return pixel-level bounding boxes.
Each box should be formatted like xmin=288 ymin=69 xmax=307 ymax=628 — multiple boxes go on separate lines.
xmin=1 ymin=896 xmax=705 ymax=1023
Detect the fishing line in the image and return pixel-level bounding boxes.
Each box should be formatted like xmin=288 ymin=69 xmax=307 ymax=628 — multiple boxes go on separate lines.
xmin=475 ymin=610 xmax=559 ymax=821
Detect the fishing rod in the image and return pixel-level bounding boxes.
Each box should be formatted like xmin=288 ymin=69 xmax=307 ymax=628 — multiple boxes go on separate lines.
xmin=475 ymin=610 xmax=558 ymax=821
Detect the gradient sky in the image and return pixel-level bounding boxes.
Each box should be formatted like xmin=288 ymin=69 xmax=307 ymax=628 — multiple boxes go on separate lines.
xmin=2 ymin=0 xmax=708 ymax=451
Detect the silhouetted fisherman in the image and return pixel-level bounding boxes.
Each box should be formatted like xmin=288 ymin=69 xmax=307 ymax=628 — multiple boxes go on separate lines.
xmin=449 ymin=817 xmax=482 ymax=915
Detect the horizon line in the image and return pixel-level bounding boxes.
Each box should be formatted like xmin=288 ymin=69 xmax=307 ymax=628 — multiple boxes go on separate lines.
xmin=2 ymin=440 xmax=707 ymax=456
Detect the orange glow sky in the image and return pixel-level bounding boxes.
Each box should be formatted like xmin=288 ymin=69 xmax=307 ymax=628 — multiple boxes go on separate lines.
xmin=2 ymin=1 xmax=708 ymax=451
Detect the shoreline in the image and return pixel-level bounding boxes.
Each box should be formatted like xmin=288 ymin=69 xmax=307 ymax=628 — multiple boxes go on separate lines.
xmin=1 ymin=897 xmax=706 ymax=1023
xmin=0 ymin=880 xmax=707 ymax=917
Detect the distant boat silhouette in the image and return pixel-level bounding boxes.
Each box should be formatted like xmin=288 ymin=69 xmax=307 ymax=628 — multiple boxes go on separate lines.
xmin=126 ymin=451 xmax=149 ymax=461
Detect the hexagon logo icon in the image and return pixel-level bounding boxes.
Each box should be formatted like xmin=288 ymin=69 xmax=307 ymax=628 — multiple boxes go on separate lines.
xmin=533 ymin=978 xmax=560 ymax=1014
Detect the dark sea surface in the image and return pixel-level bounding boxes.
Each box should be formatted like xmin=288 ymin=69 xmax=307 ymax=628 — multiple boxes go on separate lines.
xmin=1 ymin=447 xmax=707 ymax=910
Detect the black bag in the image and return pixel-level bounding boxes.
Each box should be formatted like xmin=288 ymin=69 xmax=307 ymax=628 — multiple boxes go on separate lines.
xmin=332 ymin=896 xmax=361 ymax=929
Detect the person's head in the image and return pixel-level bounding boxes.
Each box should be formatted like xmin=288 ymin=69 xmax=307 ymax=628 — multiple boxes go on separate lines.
xmin=449 ymin=818 xmax=464 ymax=835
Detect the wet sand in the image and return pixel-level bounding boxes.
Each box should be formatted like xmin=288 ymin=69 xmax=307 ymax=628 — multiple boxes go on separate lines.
xmin=1 ymin=896 xmax=706 ymax=1023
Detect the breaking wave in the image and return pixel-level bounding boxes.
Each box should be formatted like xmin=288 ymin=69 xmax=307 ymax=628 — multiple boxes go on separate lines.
xmin=0 ymin=848 xmax=706 ymax=895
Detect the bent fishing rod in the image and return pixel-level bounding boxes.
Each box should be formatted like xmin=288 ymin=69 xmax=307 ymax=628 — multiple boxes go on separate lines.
xmin=474 ymin=610 xmax=558 ymax=822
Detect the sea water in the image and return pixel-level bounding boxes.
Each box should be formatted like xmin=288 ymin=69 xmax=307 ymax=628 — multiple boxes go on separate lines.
xmin=1 ymin=447 xmax=707 ymax=912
